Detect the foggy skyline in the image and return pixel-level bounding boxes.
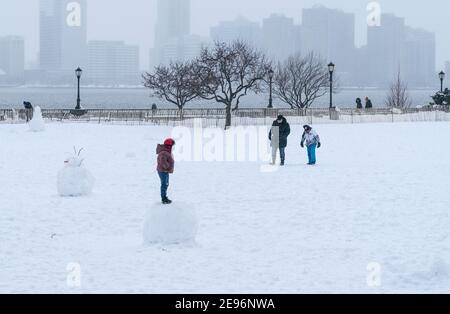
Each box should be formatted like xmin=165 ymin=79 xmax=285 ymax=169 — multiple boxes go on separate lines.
xmin=0 ymin=0 xmax=449 ymax=69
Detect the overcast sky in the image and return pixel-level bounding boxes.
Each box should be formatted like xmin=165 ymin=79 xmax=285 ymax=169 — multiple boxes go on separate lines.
xmin=0 ymin=0 xmax=449 ymax=69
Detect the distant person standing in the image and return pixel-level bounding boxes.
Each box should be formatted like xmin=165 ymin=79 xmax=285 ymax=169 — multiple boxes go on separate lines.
xmin=301 ymin=125 xmax=321 ymax=166
xmin=23 ymin=101 xmax=33 ymax=122
xmin=365 ymin=97 xmax=373 ymax=109
xmin=269 ymin=115 xmax=291 ymax=166
xmin=356 ymin=98 xmax=363 ymax=109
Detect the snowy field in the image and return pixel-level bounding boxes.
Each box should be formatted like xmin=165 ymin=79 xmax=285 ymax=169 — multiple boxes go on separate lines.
xmin=1 ymin=121 xmax=450 ymax=293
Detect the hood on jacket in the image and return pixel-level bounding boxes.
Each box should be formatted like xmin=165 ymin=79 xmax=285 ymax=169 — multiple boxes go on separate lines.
xmin=156 ymin=144 xmax=172 ymax=155
xmin=273 ymin=117 xmax=287 ymax=126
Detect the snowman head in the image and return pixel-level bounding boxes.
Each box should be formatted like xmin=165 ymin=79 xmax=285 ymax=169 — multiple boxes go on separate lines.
xmin=64 ymin=147 xmax=85 ymax=168
xmin=34 ymin=106 xmax=42 ymax=116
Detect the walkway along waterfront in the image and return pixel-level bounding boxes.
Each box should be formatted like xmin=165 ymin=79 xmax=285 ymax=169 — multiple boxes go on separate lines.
xmin=1 ymin=107 xmax=449 ymax=128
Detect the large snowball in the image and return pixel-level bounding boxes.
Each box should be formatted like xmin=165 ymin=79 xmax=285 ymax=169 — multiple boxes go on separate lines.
xmin=29 ymin=106 xmax=45 ymax=132
xmin=143 ymin=202 xmax=198 ymax=245
xmin=57 ymin=165 xmax=95 ymax=197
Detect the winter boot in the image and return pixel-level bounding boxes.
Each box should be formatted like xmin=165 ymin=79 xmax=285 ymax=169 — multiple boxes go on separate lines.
xmin=280 ymin=159 xmax=285 ymax=166
xmin=162 ymin=197 xmax=172 ymax=205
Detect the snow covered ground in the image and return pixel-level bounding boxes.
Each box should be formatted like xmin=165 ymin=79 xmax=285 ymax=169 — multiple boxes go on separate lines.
xmin=1 ymin=121 xmax=450 ymax=293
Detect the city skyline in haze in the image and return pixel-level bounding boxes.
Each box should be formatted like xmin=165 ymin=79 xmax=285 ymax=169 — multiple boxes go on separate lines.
xmin=0 ymin=0 xmax=449 ymax=70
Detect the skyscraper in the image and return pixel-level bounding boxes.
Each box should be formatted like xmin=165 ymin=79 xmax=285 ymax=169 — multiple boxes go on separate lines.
xmin=157 ymin=35 xmax=208 ymax=66
xmin=367 ymin=14 xmax=405 ymax=87
xmin=152 ymin=0 xmax=192 ymax=66
xmin=301 ymin=6 xmax=355 ymax=81
xmin=39 ymin=0 xmax=87 ymax=82
xmin=262 ymin=14 xmax=300 ymax=61
xmin=445 ymin=61 xmax=450 ymax=79
xmin=402 ymin=27 xmax=436 ymax=87
xmin=0 ymin=36 xmax=25 ymax=79
xmin=155 ymin=0 xmax=190 ymax=45
xmin=210 ymin=17 xmax=262 ymax=49
xmin=87 ymin=41 xmax=140 ymax=86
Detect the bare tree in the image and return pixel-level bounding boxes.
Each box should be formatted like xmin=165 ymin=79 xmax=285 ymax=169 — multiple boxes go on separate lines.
xmin=143 ymin=61 xmax=198 ymax=110
xmin=385 ymin=69 xmax=412 ymax=110
xmin=273 ymin=52 xmax=330 ymax=109
xmin=193 ymin=41 xmax=271 ymax=128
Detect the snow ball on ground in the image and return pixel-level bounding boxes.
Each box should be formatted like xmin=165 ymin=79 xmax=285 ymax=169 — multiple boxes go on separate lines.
xmin=57 ymin=150 xmax=95 ymax=197
xmin=29 ymin=106 xmax=45 ymax=132
xmin=143 ymin=202 xmax=198 ymax=245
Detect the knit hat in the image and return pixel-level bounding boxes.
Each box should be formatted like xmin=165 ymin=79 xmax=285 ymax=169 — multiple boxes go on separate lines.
xmin=164 ymin=138 xmax=176 ymax=146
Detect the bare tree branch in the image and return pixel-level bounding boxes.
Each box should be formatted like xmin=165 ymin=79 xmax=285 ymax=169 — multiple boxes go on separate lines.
xmin=143 ymin=61 xmax=198 ymax=110
xmin=273 ymin=52 xmax=329 ymax=109
xmin=385 ymin=69 xmax=412 ymax=110
xmin=192 ymin=40 xmax=271 ymax=128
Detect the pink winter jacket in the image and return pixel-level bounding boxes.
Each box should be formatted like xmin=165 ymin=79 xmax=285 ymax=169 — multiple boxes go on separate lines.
xmin=156 ymin=144 xmax=175 ymax=173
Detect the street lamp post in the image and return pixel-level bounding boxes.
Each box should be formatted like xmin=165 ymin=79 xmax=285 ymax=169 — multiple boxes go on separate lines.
xmin=268 ymin=68 xmax=274 ymax=109
xmin=328 ymin=62 xmax=335 ymax=109
xmin=75 ymin=67 xmax=82 ymax=110
xmin=439 ymin=71 xmax=445 ymax=93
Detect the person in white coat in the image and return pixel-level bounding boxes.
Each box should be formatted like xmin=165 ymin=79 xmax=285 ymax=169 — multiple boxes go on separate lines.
xmin=301 ymin=125 xmax=321 ymax=165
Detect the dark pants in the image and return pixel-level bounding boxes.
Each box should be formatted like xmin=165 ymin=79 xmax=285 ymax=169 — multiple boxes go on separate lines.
xmin=279 ymin=147 xmax=286 ymax=162
xmin=158 ymin=172 xmax=170 ymax=199
xmin=25 ymin=108 xmax=33 ymax=122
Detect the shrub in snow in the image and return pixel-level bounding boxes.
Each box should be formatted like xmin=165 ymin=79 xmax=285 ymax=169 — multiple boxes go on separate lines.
xmin=29 ymin=106 xmax=45 ymax=132
xmin=143 ymin=202 xmax=198 ymax=245
xmin=57 ymin=148 xmax=95 ymax=197
xmin=392 ymin=108 xmax=402 ymax=114
xmin=431 ymin=88 xmax=450 ymax=107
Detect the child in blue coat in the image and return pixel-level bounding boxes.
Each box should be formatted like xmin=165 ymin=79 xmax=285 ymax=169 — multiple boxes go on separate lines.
xmin=301 ymin=125 xmax=321 ymax=165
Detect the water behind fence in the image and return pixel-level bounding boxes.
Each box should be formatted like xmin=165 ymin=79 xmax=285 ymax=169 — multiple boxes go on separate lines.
xmin=1 ymin=107 xmax=449 ymax=127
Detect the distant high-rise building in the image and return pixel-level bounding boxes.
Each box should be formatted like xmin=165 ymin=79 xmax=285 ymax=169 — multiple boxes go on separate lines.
xmin=158 ymin=35 xmax=208 ymax=66
xmin=367 ymin=14 xmax=405 ymax=87
xmin=402 ymin=27 xmax=436 ymax=87
xmin=87 ymin=41 xmax=140 ymax=86
xmin=39 ymin=0 xmax=87 ymax=82
xmin=152 ymin=0 xmax=191 ymax=66
xmin=262 ymin=14 xmax=300 ymax=61
xmin=445 ymin=61 xmax=450 ymax=79
xmin=353 ymin=46 xmax=369 ymax=87
xmin=301 ymin=6 xmax=355 ymax=82
xmin=0 ymin=36 xmax=25 ymax=79
xmin=155 ymin=0 xmax=190 ymax=45
xmin=210 ymin=17 xmax=262 ymax=49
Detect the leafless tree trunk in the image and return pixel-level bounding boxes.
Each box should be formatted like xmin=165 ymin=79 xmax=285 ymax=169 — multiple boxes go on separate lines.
xmin=192 ymin=41 xmax=271 ymax=129
xmin=385 ymin=69 xmax=412 ymax=110
xmin=273 ymin=52 xmax=330 ymax=109
xmin=143 ymin=61 xmax=198 ymax=110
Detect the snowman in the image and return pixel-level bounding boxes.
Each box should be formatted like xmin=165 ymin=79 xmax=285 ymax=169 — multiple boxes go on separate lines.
xmin=28 ymin=106 xmax=45 ymax=132
xmin=57 ymin=148 xmax=95 ymax=197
